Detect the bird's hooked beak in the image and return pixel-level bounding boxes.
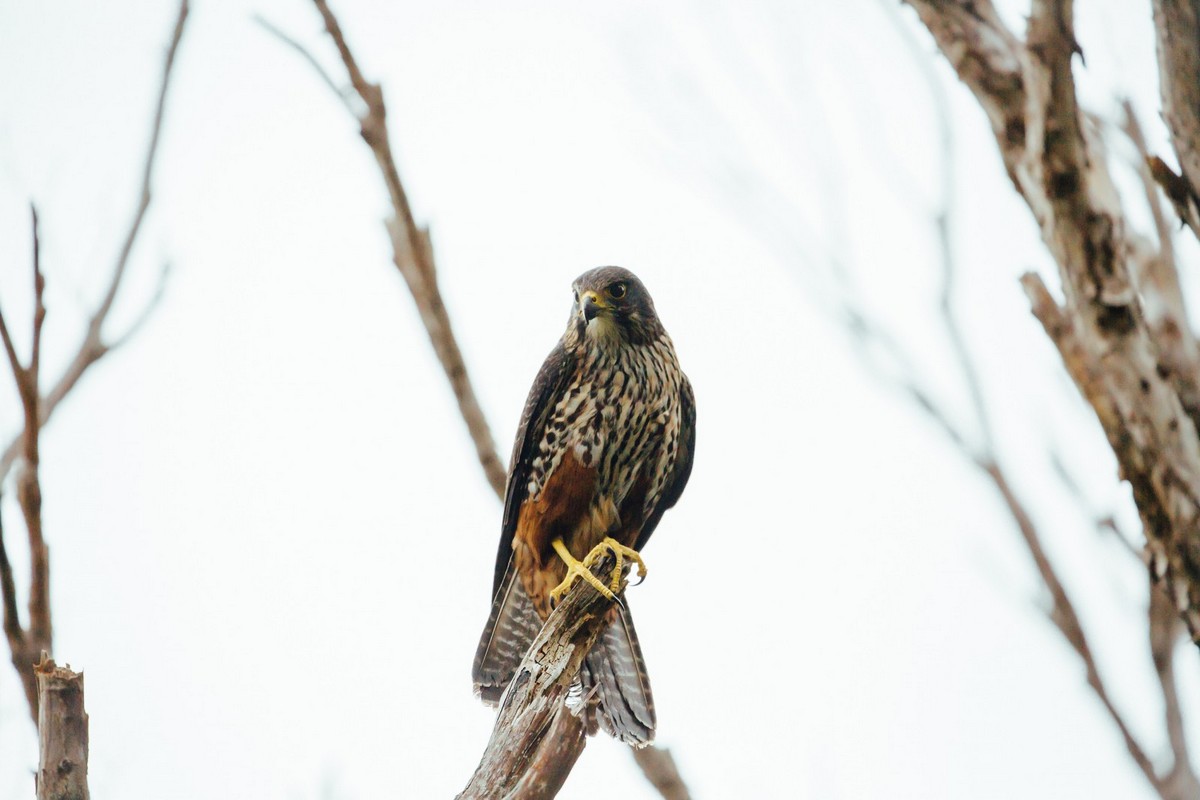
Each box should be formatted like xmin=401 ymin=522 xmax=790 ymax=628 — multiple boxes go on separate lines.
xmin=580 ymin=290 xmax=609 ymax=322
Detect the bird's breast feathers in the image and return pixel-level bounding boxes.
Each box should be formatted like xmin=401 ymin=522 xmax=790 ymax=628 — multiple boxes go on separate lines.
xmin=526 ymin=338 xmax=683 ymax=518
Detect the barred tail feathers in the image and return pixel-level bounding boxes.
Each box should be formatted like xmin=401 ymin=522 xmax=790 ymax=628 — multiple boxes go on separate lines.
xmin=582 ymin=600 xmax=656 ymax=746
xmin=472 ymin=559 xmax=543 ymax=705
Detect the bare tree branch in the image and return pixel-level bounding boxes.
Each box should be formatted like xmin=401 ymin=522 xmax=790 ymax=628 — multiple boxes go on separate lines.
xmin=0 ymin=501 xmax=27 ymax=712
xmin=457 ymin=557 xmax=623 ymax=800
xmin=907 ymin=0 xmax=1200 ymax=654
xmin=982 ymin=444 xmax=1161 ymax=791
xmin=251 ymin=15 xmax=353 ymax=114
xmin=0 ymin=207 xmax=52 ymax=719
xmin=631 ymin=747 xmax=691 ymax=800
xmin=262 ymin=0 xmax=507 ymax=497
xmin=1150 ymin=579 xmax=1199 ymax=799
xmin=0 ymin=0 xmax=188 ymax=485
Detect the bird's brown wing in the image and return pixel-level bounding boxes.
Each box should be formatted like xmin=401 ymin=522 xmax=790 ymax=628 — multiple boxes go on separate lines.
xmin=473 ymin=343 xmax=575 ymax=702
xmin=492 ymin=342 xmax=575 ymax=594
xmin=635 ymin=375 xmax=695 ymax=551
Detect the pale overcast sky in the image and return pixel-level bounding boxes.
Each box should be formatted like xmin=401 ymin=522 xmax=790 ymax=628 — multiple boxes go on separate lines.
xmin=0 ymin=1 xmax=1193 ymax=798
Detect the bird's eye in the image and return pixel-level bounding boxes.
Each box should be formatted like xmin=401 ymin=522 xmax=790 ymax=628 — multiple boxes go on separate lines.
xmin=609 ymin=282 xmax=627 ymax=299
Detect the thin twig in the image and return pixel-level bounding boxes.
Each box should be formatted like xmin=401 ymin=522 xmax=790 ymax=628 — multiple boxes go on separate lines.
xmin=21 ymin=205 xmax=49 ymax=659
xmin=251 ymin=15 xmax=353 ymax=114
xmin=982 ymin=455 xmax=1160 ymax=789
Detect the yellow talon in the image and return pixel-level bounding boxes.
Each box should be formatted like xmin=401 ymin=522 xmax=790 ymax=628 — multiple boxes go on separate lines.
xmin=549 ymin=537 xmax=648 ymax=605
xmin=583 ymin=537 xmax=647 ymax=593
xmin=550 ymin=538 xmax=616 ymax=605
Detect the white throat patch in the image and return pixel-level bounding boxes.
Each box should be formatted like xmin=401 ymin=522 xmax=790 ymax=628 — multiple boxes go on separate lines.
xmin=586 ymin=314 xmax=624 ymax=348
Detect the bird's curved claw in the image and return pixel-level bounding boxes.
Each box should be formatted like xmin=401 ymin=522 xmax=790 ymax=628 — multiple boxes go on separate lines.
xmin=584 ymin=536 xmax=647 ymax=593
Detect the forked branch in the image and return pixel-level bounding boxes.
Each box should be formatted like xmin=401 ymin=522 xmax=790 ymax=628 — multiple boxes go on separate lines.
xmin=0 ymin=0 xmax=188 ymax=485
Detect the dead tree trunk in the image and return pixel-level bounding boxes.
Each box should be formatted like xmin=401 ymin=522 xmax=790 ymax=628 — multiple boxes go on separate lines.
xmin=35 ymin=654 xmax=88 ymax=800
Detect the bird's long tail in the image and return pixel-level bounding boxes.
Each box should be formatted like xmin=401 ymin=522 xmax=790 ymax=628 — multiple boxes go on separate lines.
xmin=472 ymin=558 xmax=543 ymax=705
xmin=582 ymin=600 xmax=656 ymax=746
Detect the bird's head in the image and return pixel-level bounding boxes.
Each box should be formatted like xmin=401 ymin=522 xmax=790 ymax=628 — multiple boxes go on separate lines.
xmin=569 ymin=266 xmax=661 ymax=347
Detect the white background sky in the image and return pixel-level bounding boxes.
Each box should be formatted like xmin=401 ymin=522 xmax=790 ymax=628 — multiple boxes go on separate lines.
xmin=0 ymin=0 xmax=1195 ymax=798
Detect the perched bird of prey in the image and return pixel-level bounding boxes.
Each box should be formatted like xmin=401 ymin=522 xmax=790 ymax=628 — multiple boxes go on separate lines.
xmin=472 ymin=266 xmax=695 ymax=746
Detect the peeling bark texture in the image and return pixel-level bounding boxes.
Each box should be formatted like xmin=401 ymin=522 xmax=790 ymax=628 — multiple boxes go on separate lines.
xmin=35 ymin=654 xmax=88 ymax=800
xmin=905 ymin=0 xmax=1200 ymax=648
xmin=457 ymin=556 xmax=623 ymax=800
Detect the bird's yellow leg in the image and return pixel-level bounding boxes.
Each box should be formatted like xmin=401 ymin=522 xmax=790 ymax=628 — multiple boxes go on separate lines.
xmin=583 ymin=537 xmax=647 ymax=593
xmin=550 ymin=538 xmax=616 ymax=605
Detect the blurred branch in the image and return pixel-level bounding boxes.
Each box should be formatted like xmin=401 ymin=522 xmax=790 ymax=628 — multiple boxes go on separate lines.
xmin=1150 ymin=580 xmax=1199 ymax=798
xmin=457 ymin=556 xmax=623 ymax=800
xmin=632 ymin=747 xmax=691 ymax=800
xmin=0 ymin=0 xmax=188 ymax=723
xmin=0 ymin=0 xmax=188 ymax=485
xmin=264 ymin=4 xmax=693 ymax=796
xmin=35 ymin=653 xmax=88 ymax=800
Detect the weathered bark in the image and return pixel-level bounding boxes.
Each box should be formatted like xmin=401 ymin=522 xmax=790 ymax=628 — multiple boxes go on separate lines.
xmin=35 ymin=654 xmax=88 ymax=800
xmin=906 ymin=0 xmax=1200 ymax=646
xmin=457 ymin=557 xmax=623 ymax=800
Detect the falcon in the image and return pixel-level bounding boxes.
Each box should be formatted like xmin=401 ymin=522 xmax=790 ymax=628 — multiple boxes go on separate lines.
xmin=472 ymin=266 xmax=695 ymax=746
